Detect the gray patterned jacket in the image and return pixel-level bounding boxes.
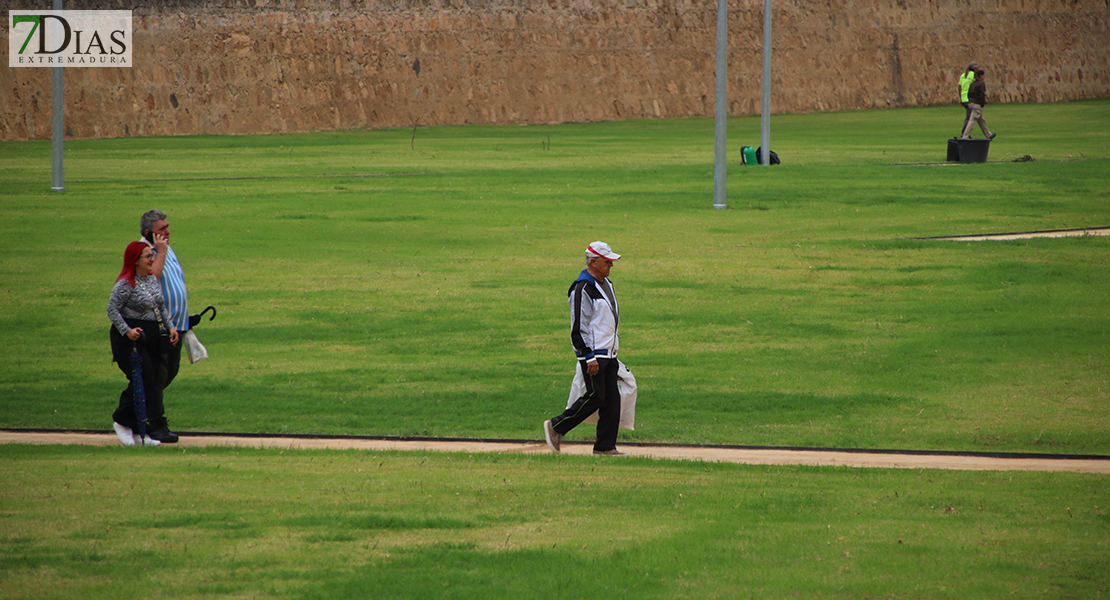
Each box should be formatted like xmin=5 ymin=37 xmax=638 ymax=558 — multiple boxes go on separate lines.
xmin=107 ymin=275 xmax=173 ymax=336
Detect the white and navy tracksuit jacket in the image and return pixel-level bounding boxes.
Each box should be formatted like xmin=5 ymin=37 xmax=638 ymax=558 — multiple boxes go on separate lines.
xmin=568 ymin=269 xmax=619 ymax=363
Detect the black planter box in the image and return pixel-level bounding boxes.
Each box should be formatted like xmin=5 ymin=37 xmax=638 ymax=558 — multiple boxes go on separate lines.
xmin=956 ymin=138 xmax=991 ymax=163
xmin=947 ymin=138 xmax=961 ymax=162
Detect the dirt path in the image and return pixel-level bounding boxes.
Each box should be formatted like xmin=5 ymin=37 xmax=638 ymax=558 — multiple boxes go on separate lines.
xmin=922 ymin=226 xmax=1110 ymax=241
xmin=3 ymin=431 xmax=1107 ymax=474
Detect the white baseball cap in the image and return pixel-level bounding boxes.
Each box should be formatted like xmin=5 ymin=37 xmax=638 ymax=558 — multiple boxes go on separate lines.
xmin=586 ymin=241 xmax=621 ymax=261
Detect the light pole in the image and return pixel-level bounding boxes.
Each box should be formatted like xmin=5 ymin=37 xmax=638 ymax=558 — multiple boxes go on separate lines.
xmin=760 ymin=0 xmax=772 ymax=165
xmin=51 ymin=0 xmax=64 ymax=191
xmin=712 ymin=0 xmax=728 ymax=209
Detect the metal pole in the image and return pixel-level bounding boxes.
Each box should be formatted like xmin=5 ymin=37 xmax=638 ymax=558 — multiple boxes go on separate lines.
xmin=759 ymin=0 xmax=771 ymax=165
xmin=712 ymin=0 xmax=728 ymax=209
xmin=51 ymin=0 xmax=64 ymax=191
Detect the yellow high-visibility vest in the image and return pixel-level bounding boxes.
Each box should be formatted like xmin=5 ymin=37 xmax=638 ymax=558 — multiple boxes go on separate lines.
xmin=959 ymin=71 xmax=976 ymax=103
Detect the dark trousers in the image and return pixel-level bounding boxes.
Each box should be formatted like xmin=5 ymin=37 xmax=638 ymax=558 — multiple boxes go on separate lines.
xmin=110 ymin=341 xmax=167 ymax=432
xmin=148 ymin=337 xmax=183 ymax=431
xmin=147 ymin=330 xmax=182 ymax=431
xmin=110 ymin=325 xmax=167 ymax=431
xmin=164 ymin=336 xmax=182 ymax=387
xmin=551 ymin=357 xmax=621 ymax=452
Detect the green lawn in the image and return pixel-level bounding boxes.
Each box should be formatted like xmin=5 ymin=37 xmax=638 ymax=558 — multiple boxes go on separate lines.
xmin=1 ymin=444 xmax=1106 ymax=600
xmin=2 ymin=101 xmax=1109 ymax=599
xmin=1 ymin=100 xmax=1108 ymax=453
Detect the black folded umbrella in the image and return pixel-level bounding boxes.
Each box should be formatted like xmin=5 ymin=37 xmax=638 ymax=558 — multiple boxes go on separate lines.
xmin=189 ymin=305 xmax=216 ymax=328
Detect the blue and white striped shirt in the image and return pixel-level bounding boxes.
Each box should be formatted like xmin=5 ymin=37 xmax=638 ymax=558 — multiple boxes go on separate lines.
xmin=155 ymin=245 xmax=189 ymax=332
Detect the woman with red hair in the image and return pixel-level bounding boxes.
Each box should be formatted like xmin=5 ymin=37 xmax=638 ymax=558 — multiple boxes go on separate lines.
xmin=107 ymin=241 xmax=179 ymax=446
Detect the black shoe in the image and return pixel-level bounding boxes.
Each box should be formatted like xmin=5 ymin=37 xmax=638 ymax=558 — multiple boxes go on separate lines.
xmin=987 ymin=133 xmax=997 ymax=140
xmin=593 ymin=449 xmax=628 ymax=457
xmin=148 ymin=427 xmax=179 ymax=444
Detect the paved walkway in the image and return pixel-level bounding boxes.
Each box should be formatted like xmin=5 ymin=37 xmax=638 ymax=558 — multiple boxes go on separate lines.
xmin=3 ymin=431 xmax=1108 ymax=474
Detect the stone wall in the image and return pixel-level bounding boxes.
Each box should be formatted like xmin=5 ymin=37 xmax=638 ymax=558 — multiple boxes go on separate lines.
xmin=3 ymin=0 xmax=1108 ymax=140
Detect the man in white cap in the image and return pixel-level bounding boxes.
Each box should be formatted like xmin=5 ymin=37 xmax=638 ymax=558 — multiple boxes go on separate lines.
xmin=543 ymin=241 xmax=627 ymax=456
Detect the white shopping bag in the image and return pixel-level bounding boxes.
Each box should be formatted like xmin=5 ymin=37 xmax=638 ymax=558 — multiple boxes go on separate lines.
xmin=182 ymin=330 xmax=208 ymax=364
xmin=566 ymin=360 xmax=637 ymax=430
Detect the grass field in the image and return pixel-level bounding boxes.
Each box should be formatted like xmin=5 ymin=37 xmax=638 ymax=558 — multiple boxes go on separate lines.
xmin=1 ymin=101 xmax=1109 ymax=598
xmin=2 ymin=444 xmax=1108 ymax=600
xmin=1 ymin=101 xmax=1109 ymax=453
xmin=4 ymin=99 xmax=1110 ymax=454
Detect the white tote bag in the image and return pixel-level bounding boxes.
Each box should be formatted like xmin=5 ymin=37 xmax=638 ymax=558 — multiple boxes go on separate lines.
xmin=566 ymin=360 xmax=637 ymax=430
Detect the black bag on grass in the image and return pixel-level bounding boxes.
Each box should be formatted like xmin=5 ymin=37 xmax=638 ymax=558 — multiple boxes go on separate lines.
xmin=755 ymin=147 xmax=780 ymax=165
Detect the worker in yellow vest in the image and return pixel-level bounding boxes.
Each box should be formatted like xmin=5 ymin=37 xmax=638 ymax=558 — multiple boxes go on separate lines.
xmin=958 ymin=62 xmax=979 ymax=137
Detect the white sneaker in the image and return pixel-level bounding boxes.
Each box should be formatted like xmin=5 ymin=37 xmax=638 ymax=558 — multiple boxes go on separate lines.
xmin=140 ymin=435 xmax=162 ymax=447
xmin=543 ymin=420 xmax=561 ymax=453
xmin=113 ymin=422 xmax=135 ymax=447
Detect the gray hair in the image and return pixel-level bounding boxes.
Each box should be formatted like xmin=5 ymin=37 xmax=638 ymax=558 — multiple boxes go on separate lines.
xmin=140 ymin=209 xmax=167 ymax=237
